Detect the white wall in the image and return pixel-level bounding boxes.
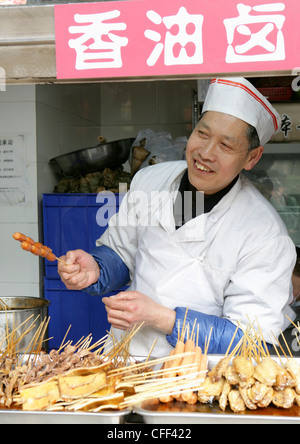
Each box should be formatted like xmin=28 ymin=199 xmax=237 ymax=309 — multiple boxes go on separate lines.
xmin=0 ymin=85 xmax=39 ymax=298
xmin=36 ymin=80 xmax=196 ymax=195
xmin=0 ymin=80 xmax=196 ymax=299
xmin=36 ymin=83 xmax=101 ymax=199
xmin=99 ymin=80 xmax=195 ymax=141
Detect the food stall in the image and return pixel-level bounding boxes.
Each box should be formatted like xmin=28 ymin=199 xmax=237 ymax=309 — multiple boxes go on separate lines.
xmin=0 ymin=0 xmax=300 ymax=424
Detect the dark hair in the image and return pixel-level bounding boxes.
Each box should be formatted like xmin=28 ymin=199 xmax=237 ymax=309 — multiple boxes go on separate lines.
xmin=247 ymin=125 xmax=261 ymax=152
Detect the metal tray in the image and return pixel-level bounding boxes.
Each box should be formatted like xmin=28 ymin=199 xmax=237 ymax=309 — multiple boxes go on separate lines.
xmin=0 ymin=353 xmax=132 ymax=424
xmin=0 ymin=408 xmax=130 ymax=425
xmin=135 ymin=400 xmax=300 ymax=425
xmin=135 ymin=355 xmax=300 ymax=425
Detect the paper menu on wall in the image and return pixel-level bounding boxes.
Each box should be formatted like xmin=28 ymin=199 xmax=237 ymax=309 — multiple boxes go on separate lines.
xmin=0 ymin=134 xmax=27 ymax=206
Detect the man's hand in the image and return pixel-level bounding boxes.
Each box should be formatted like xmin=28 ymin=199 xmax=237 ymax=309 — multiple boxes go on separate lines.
xmin=58 ymin=249 xmax=100 ymax=291
xmin=102 ymin=291 xmax=176 ymax=335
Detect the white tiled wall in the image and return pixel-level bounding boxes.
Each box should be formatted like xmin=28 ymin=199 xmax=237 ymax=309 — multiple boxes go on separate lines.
xmin=100 ymin=80 xmax=195 ymax=141
xmin=0 ymin=85 xmax=39 ymax=298
xmin=0 ymin=80 xmax=195 ymax=299
xmin=36 ymin=83 xmax=101 ymax=197
xmin=36 ymin=80 xmax=196 ymax=195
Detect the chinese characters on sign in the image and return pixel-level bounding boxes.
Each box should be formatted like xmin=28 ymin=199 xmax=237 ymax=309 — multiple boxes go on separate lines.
xmin=68 ymin=11 xmax=129 ymax=70
xmin=0 ymin=134 xmax=27 ymax=206
xmin=223 ymin=3 xmax=286 ymax=64
xmin=55 ymin=0 xmax=298 ymax=80
xmin=145 ymin=7 xmax=204 ymax=67
xmin=279 ymin=114 xmax=300 ymax=140
xmin=281 ymin=114 xmax=292 ymax=138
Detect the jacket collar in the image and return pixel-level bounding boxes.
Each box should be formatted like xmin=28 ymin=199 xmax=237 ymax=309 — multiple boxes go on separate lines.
xmin=159 ymin=166 xmax=242 ymax=238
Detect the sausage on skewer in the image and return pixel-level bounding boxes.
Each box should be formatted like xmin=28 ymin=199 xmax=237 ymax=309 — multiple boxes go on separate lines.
xmin=21 ymin=241 xmax=57 ymax=262
xmin=159 ymin=349 xmax=176 ymax=404
xmin=181 ymin=345 xmax=203 ymax=404
xmin=173 ymin=338 xmax=196 ymax=401
xmin=13 ymin=232 xmax=35 ymax=245
xmin=14 ymin=233 xmax=67 ymax=265
xmin=159 ymin=340 xmax=185 ymax=404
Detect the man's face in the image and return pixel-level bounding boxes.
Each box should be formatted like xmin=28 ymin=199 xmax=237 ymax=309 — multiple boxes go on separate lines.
xmin=186 ymin=111 xmax=263 ymax=195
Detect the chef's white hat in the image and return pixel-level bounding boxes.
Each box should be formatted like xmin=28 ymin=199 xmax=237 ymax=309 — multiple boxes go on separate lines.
xmin=202 ymin=77 xmax=281 ymax=146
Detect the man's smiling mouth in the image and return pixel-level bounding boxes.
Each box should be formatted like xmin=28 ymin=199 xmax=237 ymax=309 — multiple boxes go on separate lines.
xmin=195 ymin=160 xmax=214 ymax=173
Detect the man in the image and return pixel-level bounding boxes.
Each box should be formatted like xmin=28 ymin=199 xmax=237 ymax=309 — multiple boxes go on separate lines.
xmin=58 ymin=77 xmax=296 ymax=357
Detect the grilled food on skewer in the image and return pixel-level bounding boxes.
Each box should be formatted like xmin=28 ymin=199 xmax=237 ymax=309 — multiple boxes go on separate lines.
xmin=13 ymin=232 xmax=67 ymax=265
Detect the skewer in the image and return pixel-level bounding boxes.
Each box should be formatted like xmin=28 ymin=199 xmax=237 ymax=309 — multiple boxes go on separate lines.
xmin=271 ymin=332 xmax=286 ymax=367
xmin=13 ymin=232 xmax=69 ymax=266
xmin=85 ymin=335 xmax=109 ymax=353
xmin=56 ymin=256 xmax=69 ymax=266
xmin=123 ymin=362 xmax=205 ymax=386
xmin=204 ymin=327 xmax=213 ymax=355
xmin=286 ymin=315 xmax=300 ymax=334
xmin=179 ymin=308 xmax=189 ymax=342
xmin=256 ymin=318 xmax=270 ymax=358
xmin=108 ymin=352 xmax=196 ymax=377
xmin=4 ymin=315 xmax=300 ymax=414
xmin=58 ymin=325 xmax=72 ymax=352
xmin=133 ymin=369 xmax=206 ymax=393
xmin=225 ymin=324 xmax=241 ymax=357
xmin=145 ymin=338 xmax=158 ymax=364
xmin=120 ymin=376 xmax=207 ymax=409
xmin=242 ymin=318 xmax=268 ymax=360
xmin=106 ymin=323 xmax=145 ymax=361
xmin=280 ymin=329 xmax=293 ymax=360
xmin=285 ymin=315 xmax=300 ymax=347
xmin=0 ymin=298 xmax=10 ymax=311
xmin=23 ymin=316 xmax=45 ymax=360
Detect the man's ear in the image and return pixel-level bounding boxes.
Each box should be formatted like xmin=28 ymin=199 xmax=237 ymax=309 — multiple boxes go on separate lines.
xmin=243 ymin=146 xmax=264 ymax=171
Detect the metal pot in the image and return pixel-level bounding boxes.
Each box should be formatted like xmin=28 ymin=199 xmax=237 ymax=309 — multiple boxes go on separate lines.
xmin=0 ymin=297 xmax=50 ymax=353
xmin=50 ymin=137 xmax=135 ymax=178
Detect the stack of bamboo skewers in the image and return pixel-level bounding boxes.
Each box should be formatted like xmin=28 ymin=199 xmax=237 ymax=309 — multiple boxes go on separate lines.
xmin=1 ymin=309 xmax=300 ymax=415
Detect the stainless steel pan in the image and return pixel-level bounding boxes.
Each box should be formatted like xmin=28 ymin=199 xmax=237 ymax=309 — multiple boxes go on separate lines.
xmin=0 ymin=297 xmax=50 ymax=353
xmin=0 ymin=409 xmax=130 ymax=425
xmin=135 ymin=355 xmax=300 ymax=424
xmin=50 ymin=138 xmax=135 ymax=178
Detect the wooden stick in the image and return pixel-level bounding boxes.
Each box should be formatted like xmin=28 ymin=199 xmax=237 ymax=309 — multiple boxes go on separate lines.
xmin=256 ymin=318 xmax=270 ymax=358
xmin=133 ymin=368 xmax=206 ymax=393
xmin=58 ymin=325 xmax=72 ymax=352
xmin=280 ymin=329 xmax=293 ymax=359
xmin=108 ymin=352 xmax=196 ymax=376
xmin=286 ymin=315 xmax=300 ymax=333
xmin=123 ymin=362 xmax=203 ymax=385
xmin=0 ymin=298 xmax=10 ymax=311
xmin=179 ymin=308 xmax=189 ymax=342
xmin=120 ymin=376 xmax=207 ymax=409
xmin=225 ymin=324 xmax=240 ymax=357
xmin=56 ymin=256 xmax=69 ymax=267
xmin=271 ymin=332 xmax=286 ymax=367
xmin=145 ymin=338 xmax=158 ymax=363
xmin=204 ymin=327 xmax=213 ymax=355
xmin=229 ymin=337 xmax=244 ymax=360
xmin=105 ymin=323 xmax=145 ymax=362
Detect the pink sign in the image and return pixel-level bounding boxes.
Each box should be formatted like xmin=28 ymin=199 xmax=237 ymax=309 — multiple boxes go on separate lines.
xmin=55 ymin=0 xmax=299 ymax=80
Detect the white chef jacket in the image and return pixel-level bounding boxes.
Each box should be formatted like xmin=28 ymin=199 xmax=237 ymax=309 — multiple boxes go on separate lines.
xmin=98 ymin=161 xmax=296 ymax=358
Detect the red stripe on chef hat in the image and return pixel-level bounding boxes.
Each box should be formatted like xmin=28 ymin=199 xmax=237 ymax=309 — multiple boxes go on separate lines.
xmin=211 ymin=78 xmax=279 ymax=132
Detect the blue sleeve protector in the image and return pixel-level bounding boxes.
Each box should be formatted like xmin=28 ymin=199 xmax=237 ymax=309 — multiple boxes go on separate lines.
xmin=84 ymin=245 xmax=130 ymax=296
xmin=166 ymin=307 xmax=245 ymax=355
